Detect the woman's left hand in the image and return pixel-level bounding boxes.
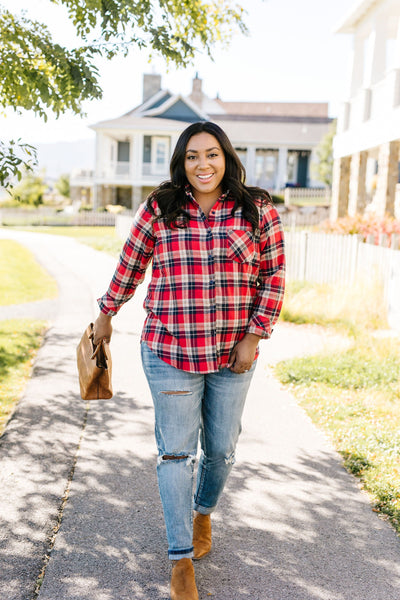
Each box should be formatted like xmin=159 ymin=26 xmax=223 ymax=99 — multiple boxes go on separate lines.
xmin=227 ymin=333 xmax=261 ymax=374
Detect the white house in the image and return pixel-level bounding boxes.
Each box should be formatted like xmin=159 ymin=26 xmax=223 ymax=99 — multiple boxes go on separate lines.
xmin=332 ymin=0 xmax=400 ymax=219
xmin=71 ymin=74 xmax=332 ymax=211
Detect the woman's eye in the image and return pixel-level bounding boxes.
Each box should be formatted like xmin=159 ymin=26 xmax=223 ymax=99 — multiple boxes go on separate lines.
xmin=187 ymin=155 xmax=196 ymax=160
xmin=209 ymin=153 xmax=218 ymax=158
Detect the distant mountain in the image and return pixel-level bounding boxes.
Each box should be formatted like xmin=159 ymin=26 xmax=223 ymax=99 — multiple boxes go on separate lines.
xmin=35 ymin=139 xmax=95 ymax=181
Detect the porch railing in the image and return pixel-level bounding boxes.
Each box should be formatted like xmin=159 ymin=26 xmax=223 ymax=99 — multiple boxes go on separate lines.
xmin=284 ymin=187 xmax=330 ymax=205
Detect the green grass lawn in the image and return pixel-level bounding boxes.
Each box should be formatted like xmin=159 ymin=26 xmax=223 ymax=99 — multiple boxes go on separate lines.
xmin=274 ymin=335 xmax=400 ymax=533
xmin=281 ymin=279 xmax=387 ymax=335
xmin=8 ymin=226 xmax=124 ymax=256
xmin=0 ymin=239 xmax=58 ymax=305
xmin=277 ymin=280 xmax=399 ymax=532
xmin=0 ymin=239 xmax=57 ymax=434
xmin=0 ymin=319 xmax=47 ymax=435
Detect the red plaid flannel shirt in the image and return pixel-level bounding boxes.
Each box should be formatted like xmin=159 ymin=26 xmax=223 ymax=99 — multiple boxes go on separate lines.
xmin=98 ymin=188 xmax=285 ymax=373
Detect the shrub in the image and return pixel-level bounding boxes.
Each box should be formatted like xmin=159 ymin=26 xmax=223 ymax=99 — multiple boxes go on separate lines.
xmin=318 ymin=214 xmax=400 ymax=246
xmin=10 ymin=171 xmax=47 ymax=206
xmin=105 ymin=204 xmax=125 ymax=214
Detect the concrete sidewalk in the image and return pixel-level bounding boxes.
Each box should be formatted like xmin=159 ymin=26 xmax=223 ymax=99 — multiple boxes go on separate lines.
xmin=0 ymin=229 xmax=399 ymax=600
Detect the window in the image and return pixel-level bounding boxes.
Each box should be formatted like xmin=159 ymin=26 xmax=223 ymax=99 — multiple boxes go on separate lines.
xmin=386 ymin=38 xmax=397 ymax=72
xmin=235 ymin=147 xmax=247 ymax=169
xmin=255 ymin=149 xmax=278 ymax=187
xmin=287 ymin=152 xmax=297 ymax=183
xmin=117 ymin=141 xmax=130 ymax=162
xmin=143 ymin=136 xmax=152 ymax=163
xmin=156 ymin=140 xmax=166 ymax=165
xmin=151 ymin=137 xmax=170 ymax=173
xmin=362 ymin=32 xmax=374 ymax=87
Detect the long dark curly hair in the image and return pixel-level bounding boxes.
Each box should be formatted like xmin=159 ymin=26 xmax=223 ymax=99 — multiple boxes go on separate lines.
xmin=146 ymin=121 xmax=271 ymax=231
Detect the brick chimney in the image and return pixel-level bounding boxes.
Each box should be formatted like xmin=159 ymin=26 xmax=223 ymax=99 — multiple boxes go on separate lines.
xmin=190 ymin=73 xmax=203 ymax=107
xmin=143 ymin=73 xmax=162 ymax=102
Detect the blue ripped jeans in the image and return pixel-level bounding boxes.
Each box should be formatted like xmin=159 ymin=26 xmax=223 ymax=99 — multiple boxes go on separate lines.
xmin=141 ymin=342 xmax=256 ymax=560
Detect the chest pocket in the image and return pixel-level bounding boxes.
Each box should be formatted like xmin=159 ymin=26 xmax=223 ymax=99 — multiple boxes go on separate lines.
xmin=226 ymin=229 xmax=255 ymax=264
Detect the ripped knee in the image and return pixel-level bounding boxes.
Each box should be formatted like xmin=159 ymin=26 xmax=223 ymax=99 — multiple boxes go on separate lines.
xmin=162 ymin=454 xmax=188 ymax=460
xmin=157 ymin=453 xmax=196 ymax=466
xmin=159 ymin=390 xmax=193 ymax=396
xmin=224 ymin=451 xmax=236 ymax=465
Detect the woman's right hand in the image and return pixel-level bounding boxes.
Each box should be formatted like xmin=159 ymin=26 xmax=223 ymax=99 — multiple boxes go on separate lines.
xmin=93 ymin=312 xmax=113 ymax=346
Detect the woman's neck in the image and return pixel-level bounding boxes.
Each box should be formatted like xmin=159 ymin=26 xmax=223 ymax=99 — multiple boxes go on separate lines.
xmin=192 ymin=189 xmax=223 ymax=218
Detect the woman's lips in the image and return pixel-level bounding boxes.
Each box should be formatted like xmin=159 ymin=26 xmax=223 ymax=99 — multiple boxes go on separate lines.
xmin=197 ymin=173 xmax=214 ymax=182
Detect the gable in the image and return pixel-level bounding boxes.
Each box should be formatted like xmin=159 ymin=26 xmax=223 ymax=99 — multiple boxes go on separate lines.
xmin=146 ymin=92 xmax=172 ymax=111
xmin=157 ymin=99 xmax=205 ymax=122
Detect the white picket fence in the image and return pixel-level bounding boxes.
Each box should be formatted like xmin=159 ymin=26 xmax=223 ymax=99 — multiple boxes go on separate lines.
xmin=0 ymin=208 xmax=116 ymax=226
xmin=285 ymin=231 xmax=400 ymax=326
xmin=283 ymin=187 xmax=330 ymax=205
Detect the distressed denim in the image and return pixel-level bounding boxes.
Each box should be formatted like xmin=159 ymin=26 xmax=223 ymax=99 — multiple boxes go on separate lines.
xmin=141 ymin=341 xmax=256 ymax=560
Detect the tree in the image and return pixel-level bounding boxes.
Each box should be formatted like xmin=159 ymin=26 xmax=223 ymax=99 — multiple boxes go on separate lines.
xmin=311 ymin=120 xmax=337 ymax=188
xmin=0 ymin=139 xmax=38 ymax=188
xmin=55 ymin=173 xmax=71 ymax=199
xmin=0 ymin=1 xmax=247 ymax=189
xmin=11 ymin=172 xmax=48 ymax=206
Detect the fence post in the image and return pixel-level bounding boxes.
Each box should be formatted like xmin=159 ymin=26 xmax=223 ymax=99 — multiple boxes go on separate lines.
xmin=299 ymin=231 xmax=308 ymax=281
xmin=289 ymin=211 xmax=296 ymax=232
xmin=284 ymin=188 xmax=291 ymax=206
xmin=387 ymin=254 xmax=400 ymax=332
xmin=379 ymin=233 xmax=388 ymax=247
xmin=366 ymin=233 xmax=375 ymax=244
xmin=350 ymin=234 xmax=363 ymax=283
xmin=391 ymin=234 xmax=399 ymax=250
xmin=324 ymin=187 xmax=331 ymax=204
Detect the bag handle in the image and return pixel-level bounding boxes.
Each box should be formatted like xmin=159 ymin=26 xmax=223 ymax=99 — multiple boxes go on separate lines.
xmin=88 ymin=326 xmax=109 ymax=363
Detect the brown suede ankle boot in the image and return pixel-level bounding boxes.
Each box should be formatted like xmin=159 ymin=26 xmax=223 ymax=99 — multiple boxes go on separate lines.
xmin=170 ymin=558 xmax=198 ymax=600
xmin=192 ymin=512 xmax=212 ymax=560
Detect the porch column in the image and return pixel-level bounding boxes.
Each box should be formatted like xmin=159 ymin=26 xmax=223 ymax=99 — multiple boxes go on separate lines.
xmin=375 ymin=141 xmax=400 ymax=216
xmin=330 ymin=156 xmax=351 ymax=220
xmin=350 ymin=33 xmax=364 ymax=96
xmin=92 ymin=184 xmax=100 ymax=210
xmin=276 ymin=147 xmax=288 ymax=191
xmin=132 ymin=134 xmax=143 ymax=181
xmin=95 ymin=132 xmax=109 ymax=180
xmin=348 ymin=151 xmax=368 ymax=216
xmin=362 ymin=14 xmax=386 ymax=90
xmin=245 ymin=146 xmax=256 ymax=186
xmin=170 ymin=135 xmax=180 ymax=157
xmin=393 ymin=19 xmax=400 ymax=107
xmin=131 ymin=186 xmax=142 ymax=212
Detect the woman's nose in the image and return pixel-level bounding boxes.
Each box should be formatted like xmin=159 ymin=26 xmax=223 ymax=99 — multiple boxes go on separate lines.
xmin=198 ymin=155 xmax=208 ymax=168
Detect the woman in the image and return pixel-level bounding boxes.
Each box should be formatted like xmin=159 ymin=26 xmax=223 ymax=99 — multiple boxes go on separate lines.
xmin=93 ymin=121 xmax=285 ymax=599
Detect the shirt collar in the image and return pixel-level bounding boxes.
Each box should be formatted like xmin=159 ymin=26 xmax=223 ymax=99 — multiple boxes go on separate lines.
xmin=184 ymin=184 xmax=230 ymax=205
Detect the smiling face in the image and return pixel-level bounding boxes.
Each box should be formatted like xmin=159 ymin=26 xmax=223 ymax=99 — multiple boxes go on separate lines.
xmin=184 ymin=132 xmax=226 ymax=203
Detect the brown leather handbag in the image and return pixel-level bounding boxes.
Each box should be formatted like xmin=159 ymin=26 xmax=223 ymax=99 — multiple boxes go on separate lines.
xmin=76 ymin=323 xmax=113 ymax=400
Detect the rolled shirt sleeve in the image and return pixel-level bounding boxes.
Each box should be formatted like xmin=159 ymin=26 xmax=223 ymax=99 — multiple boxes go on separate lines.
xmin=97 ymin=202 xmax=156 ymax=316
xmin=246 ymin=204 xmax=285 ymax=338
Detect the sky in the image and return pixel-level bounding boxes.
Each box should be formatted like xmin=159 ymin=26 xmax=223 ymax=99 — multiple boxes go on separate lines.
xmin=0 ymin=0 xmax=355 ymax=144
